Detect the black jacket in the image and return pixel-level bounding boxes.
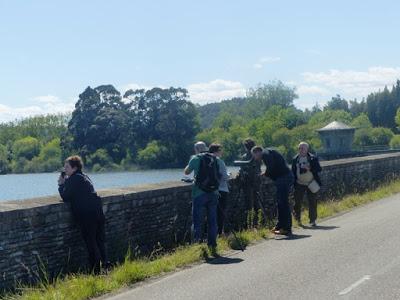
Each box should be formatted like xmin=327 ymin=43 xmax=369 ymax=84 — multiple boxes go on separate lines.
xmin=292 ymin=153 xmax=322 ymax=186
xmin=262 ymin=149 xmax=291 ymax=181
xmin=58 ymin=171 xmax=104 ymax=221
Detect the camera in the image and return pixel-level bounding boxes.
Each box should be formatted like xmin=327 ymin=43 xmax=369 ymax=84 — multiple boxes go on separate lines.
xmin=61 ymin=171 xmax=66 ymax=178
xmin=299 ymin=168 xmax=307 ymax=174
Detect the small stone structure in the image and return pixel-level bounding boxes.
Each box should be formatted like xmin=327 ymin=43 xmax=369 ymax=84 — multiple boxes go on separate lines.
xmin=317 ymin=121 xmax=355 ymax=154
xmin=1 ymin=152 xmax=400 ymax=291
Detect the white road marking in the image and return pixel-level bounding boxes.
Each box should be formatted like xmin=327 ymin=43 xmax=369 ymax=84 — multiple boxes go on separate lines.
xmin=339 ymin=275 xmax=371 ymax=296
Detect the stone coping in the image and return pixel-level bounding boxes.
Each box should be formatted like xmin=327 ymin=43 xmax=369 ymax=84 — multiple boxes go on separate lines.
xmin=0 ymin=181 xmax=191 ymax=213
xmin=1 ymin=152 xmax=400 ymax=213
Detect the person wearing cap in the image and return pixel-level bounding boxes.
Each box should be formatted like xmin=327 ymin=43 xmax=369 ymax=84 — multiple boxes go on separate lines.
xmin=184 ymin=141 xmax=221 ymax=251
xmin=292 ymin=142 xmax=322 ymax=227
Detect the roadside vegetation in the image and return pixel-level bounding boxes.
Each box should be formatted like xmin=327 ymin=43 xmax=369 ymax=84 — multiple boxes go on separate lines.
xmin=3 ymin=178 xmax=400 ymax=300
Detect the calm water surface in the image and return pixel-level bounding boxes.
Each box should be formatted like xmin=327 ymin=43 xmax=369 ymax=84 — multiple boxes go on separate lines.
xmin=0 ymin=167 xmax=239 ymax=202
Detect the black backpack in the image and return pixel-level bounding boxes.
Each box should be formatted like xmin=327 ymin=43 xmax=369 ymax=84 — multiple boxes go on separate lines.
xmin=195 ymin=153 xmax=220 ymax=193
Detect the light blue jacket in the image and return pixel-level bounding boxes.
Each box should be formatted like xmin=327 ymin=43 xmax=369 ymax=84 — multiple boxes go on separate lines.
xmin=217 ymin=158 xmax=230 ymax=192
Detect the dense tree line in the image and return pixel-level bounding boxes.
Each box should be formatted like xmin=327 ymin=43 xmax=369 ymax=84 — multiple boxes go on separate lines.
xmin=0 ymin=114 xmax=68 ymax=174
xmin=197 ymin=80 xmax=400 ymax=163
xmin=62 ymin=85 xmax=199 ymax=171
xmin=1 ymin=80 xmax=400 ymax=174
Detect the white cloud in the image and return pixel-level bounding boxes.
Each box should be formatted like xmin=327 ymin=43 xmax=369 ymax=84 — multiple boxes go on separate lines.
xmin=0 ymin=95 xmax=74 ymax=123
xmin=302 ymin=66 xmax=400 ymax=96
xmin=253 ymin=56 xmax=281 ymax=69
xmin=187 ymin=79 xmax=246 ymax=104
xmin=297 ymin=85 xmax=330 ymax=96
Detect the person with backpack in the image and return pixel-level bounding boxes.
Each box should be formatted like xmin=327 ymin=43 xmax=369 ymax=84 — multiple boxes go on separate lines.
xmin=292 ymin=142 xmax=322 ymax=227
xmin=184 ymin=141 xmax=221 ymax=251
xmin=58 ymin=155 xmax=109 ymax=273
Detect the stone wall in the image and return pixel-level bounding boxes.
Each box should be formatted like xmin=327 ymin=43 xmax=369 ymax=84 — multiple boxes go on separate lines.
xmin=1 ymin=152 xmax=400 ymax=290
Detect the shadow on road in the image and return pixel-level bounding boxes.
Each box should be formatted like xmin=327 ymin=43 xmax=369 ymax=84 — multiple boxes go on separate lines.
xmin=206 ymin=256 xmax=244 ymax=265
xmin=274 ymin=234 xmax=311 ymax=240
xmin=301 ymin=225 xmax=339 ymax=230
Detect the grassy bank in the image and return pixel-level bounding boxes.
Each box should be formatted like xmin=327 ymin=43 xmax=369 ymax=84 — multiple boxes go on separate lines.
xmin=4 ymin=179 xmax=400 ymax=300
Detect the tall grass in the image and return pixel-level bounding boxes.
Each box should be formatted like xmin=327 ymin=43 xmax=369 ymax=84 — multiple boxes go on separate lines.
xmin=3 ymin=179 xmax=400 ymax=300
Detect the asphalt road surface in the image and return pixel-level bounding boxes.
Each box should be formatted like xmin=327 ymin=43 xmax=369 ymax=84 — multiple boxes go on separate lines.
xmin=105 ymin=194 xmax=400 ymax=300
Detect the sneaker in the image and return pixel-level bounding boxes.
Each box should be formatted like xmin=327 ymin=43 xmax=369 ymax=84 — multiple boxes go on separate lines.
xmin=270 ymin=227 xmax=279 ymax=233
xmin=273 ymin=228 xmax=292 ymax=236
xmin=310 ymin=222 xmax=317 ymax=227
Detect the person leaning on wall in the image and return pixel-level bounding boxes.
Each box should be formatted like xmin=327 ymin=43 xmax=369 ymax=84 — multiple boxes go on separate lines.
xmin=58 ymin=155 xmax=110 ymax=273
xmin=291 ymin=142 xmax=322 ymax=227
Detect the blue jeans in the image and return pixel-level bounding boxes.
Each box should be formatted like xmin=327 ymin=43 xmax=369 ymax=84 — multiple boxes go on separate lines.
xmin=192 ymin=192 xmax=218 ymax=247
xmin=275 ymin=173 xmax=294 ymax=231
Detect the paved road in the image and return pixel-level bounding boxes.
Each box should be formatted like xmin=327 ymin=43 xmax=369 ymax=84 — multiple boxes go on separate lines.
xmin=106 ymin=194 xmax=400 ymax=300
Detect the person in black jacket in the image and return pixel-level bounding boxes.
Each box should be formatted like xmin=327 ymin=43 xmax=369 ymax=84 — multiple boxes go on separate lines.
xmin=58 ymin=155 xmax=108 ymax=273
xmin=292 ymin=142 xmax=322 ymax=226
xmin=252 ymin=146 xmax=294 ymax=235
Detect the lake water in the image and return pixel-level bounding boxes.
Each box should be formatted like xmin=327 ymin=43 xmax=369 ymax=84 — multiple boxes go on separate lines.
xmin=0 ymin=167 xmax=239 ymax=202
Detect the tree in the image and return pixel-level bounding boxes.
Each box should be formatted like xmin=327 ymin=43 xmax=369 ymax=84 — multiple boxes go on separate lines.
xmin=0 ymin=144 xmax=10 ymax=174
xmin=65 ymin=85 xmax=128 ymax=161
xmin=125 ymin=87 xmax=200 ymax=166
xmin=12 ymin=136 xmax=40 ymax=160
xmin=351 ymin=113 xmax=372 ymax=129
xmin=137 ymin=141 xmax=169 ymax=168
xmin=36 ymin=138 xmax=62 ymax=172
xmin=245 ymin=81 xmax=298 ymax=118
xmin=370 ymin=127 xmax=393 ymax=146
xmin=395 ymin=107 xmax=400 ymax=129
xmin=308 ymin=110 xmax=352 ymax=128
xmin=324 ymin=95 xmax=349 ymax=112
xmin=366 ymin=84 xmax=400 ymax=129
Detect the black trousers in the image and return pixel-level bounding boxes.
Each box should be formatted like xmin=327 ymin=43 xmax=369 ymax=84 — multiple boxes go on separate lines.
xmin=78 ymin=215 xmax=107 ymax=273
xmin=293 ymin=184 xmax=317 ymax=223
xmin=217 ymin=191 xmax=228 ymax=235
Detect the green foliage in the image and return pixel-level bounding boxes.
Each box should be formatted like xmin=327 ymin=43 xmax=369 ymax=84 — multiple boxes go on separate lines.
xmin=324 ymin=95 xmax=349 ymax=111
xmin=390 ymin=135 xmax=400 ymax=149
xmin=395 ymin=107 xmax=400 ymax=128
xmin=246 ymin=80 xmax=298 ymax=118
xmin=351 ymin=113 xmax=372 ymax=129
xmin=366 ymin=80 xmax=400 ymax=129
xmin=0 ymin=144 xmax=10 ymax=174
xmin=12 ymin=136 xmax=40 ymax=160
xmin=137 ymin=141 xmax=169 ymax=169
xmin=354 ymin=127 xmax=394 ymax=148
xmin=308 ymin=109 xmax=352 ymax=127
xmin=370 ymin=127 xmax=393 ymax=145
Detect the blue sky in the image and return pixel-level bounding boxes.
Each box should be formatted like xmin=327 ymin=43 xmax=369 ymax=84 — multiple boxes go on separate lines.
xmin=1 ymin=0 xmax=400 ymax=121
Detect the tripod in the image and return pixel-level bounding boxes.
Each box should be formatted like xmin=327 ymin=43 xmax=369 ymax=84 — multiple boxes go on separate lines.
xmin=234 ymin=174 xmax=269 ymax=225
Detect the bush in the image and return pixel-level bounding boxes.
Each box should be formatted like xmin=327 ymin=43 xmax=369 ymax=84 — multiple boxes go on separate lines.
xmin=390 ymin=135 xmax=400 ymax=149
xmin=137 ymin=141 xmax=169 ymax=168
xmin=86 ymin=149 xmax=114 ymax=169
xmin=12 ymin=136 xmax=40 ymax=160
